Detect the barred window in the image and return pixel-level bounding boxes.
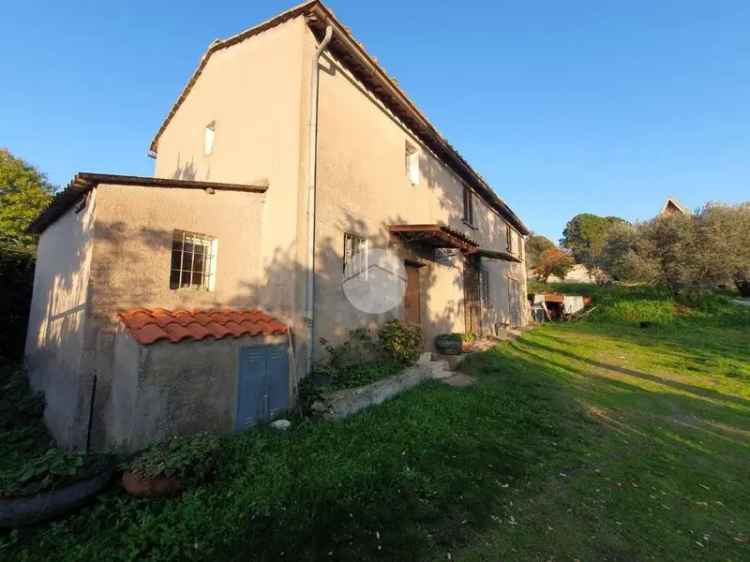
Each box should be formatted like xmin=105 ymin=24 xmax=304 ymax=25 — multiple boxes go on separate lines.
xmin=463 ymin=186 xmax=474 ymax=226
xmin=343 ymin=233 xmax=368 ymax=280
xmin=480 ymin=267 xmax=491 ymax=306
xmin=170 ymin=230 xmax=217 ymax=291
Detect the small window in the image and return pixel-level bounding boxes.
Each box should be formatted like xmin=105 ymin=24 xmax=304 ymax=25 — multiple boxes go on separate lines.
xmin=480 ymin=267 xmax=491 ymax=306
xmin=170 ymin=230 xmax=217 ymax=291
xmin=506 ymin=225 xmax=514 ymax=254
xmin=463 ymin=186 xmax=474 ymax=226
xmin=405 ymin=141 xmax=419 ymax=185
xmin=343 ymin=233 xmax=368 ymax=280
xmin=204 ymin=121 xmax=216 ymax=156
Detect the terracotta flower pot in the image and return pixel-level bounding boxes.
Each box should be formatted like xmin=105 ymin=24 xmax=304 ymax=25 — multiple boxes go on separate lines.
xmin=121 ymin=471 xmax=182 ymax=498
xmin=461 ymin=341 xmax=475 ymax=353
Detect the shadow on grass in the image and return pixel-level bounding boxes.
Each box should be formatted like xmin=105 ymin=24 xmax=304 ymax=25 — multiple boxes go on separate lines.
xmin=509 ymin=336 xmax=750 ymax=456
xmin=4 ymin=350 xmax=593 ymax=562
xmin=516 ymin=336 xmax=750 ymax=410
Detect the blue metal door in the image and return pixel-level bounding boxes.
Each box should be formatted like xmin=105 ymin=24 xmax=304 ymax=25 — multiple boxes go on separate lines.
xmin=236 ymin=344 xmax=289 ymax=430
xmin=266 ymin=345 xmax=290 ymax=417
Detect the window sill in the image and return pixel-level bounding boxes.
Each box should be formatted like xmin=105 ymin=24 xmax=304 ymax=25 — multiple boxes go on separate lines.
xmin=463 ymin=220 xmax=478 ymax=230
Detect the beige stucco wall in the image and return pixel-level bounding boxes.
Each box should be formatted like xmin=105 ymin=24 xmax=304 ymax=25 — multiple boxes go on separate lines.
xmin=152 ymin=15 xmax=313 ymax=379
xmin=84 ymin=183 xmax=266 ymax=449
xmin=312 ymin=37 xmax=528 ymax=352
xmin=152 ymin=16 xmax=309 ymax=317
xmin=25 ymin=191 xmax=96 ymax=448
xmin=108 ymin=327 xmax=287 ymax=452
xmin=89 ymin=184 xmax=265 ymax=315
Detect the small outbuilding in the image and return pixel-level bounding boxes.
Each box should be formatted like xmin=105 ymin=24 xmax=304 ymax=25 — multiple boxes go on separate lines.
xmin=110 ymin=308 xmax=290 ymax=452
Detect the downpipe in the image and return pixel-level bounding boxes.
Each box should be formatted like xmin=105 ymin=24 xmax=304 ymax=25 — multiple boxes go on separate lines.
xmin=305 ymin=24 xmax=333 ymax=375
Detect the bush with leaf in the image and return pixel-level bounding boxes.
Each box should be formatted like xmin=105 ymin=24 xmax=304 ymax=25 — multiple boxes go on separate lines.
xmin=532 ymin=247 xmax=575 ymax=283
xmin=0 ymin=448 xmax=109 ymax=498
xmin=126 ymin=433 xmax=220 ymax=485
xmin=308 ymin=320 xmax=423 ymax=396
xmin=377 ymin=319 xmax=422 ymax=365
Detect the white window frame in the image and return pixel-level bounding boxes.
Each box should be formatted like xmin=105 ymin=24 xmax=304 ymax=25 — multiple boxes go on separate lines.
xmin=204 ymin=121 xmax=216 ymax=156
xmin=170 ymin=230 xmax=218 ymax=291
xmin=405 ymin=140 xmax=420 ymax=186
xmin=343 ymin=233 xmax=368 ymax=281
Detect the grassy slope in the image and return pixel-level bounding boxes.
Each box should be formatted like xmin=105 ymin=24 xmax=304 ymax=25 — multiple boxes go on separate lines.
xmin=3 ymin=287 xmax=749 ymax=561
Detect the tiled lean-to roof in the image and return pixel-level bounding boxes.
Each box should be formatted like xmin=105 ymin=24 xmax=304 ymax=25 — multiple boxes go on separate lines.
xmin=119 ymin=308 xmax=288 ymax=345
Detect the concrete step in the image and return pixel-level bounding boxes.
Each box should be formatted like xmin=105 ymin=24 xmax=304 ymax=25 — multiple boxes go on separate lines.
xmin=423 ymin=359 xmax=454 ymax=380
xmin=417 ymin=352 xmax=433 ymax=365
xmin=431 ymin=353 xmax=465 ymax=371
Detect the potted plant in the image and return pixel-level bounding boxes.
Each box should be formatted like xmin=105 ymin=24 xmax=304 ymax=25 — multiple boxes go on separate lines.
xmin=121 ymin=433 xmax=220 ymax=498
xmin=0 ymin=448 xmax=114 ymax=528
xmin=434 ymin=333 xmax=462 ymax=355
xmin=461 ymin=332 xmax=478 ymax=352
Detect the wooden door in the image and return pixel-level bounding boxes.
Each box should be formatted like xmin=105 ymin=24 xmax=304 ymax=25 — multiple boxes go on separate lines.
xmin=464 ymin=258 xmax=482 ymax=334
xmin=404 ymin=263 xmax=421 ymax=326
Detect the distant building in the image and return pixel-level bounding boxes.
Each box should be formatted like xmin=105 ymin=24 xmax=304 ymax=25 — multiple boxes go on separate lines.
xmin=547 ymin=264 xmax=597 ymax=284
xmin=659 ymin=197 xmax=690 ymax=217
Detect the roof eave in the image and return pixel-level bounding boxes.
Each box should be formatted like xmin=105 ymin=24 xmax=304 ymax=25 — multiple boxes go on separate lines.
xmin=27 ymin=173 xmax=269 ymax=235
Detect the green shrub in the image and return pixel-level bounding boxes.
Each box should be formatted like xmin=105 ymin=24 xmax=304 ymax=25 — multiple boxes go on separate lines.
xmin=318 ymin=328 xmax=378 ymax=372
xmin=0 ymin=245 xmax=37 ymax=360
xmin=0 ymin=364 xmax=44 ymax=431
xmin=377 ymin=319 xmax=422 ymax=365
xmin=592 ymin=299 xmax=679 ymax=325
xmin=308 ymin=321 xmax=422 ymax=396
xmin=0 ymin=448 xmax=109 ymax=498
xmin=126 ymin=433 xmax=220 ymax=485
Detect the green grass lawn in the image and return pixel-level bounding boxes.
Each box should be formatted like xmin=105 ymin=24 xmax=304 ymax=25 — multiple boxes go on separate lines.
xmin=3 ymin=287 xmax=750 ymax=561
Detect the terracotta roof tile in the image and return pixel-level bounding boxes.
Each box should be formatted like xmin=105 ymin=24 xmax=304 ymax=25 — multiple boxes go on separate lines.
xmin=118 ymin=308 xmax=288 ymax=345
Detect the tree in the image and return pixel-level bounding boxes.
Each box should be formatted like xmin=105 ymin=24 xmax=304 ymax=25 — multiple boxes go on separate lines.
xmin=698 ymin=203 xmax=750 ymax=296
xmin=533 ymin=247 xmax=575 ymax=283
xmin=526 ymin=233 xmax=556 ymax=270
xmin=598 ymin=202 xmax=750 ymax=296
xmin=600 ymin=221 xmax=658 ymax=283
xmin=561 ymin=213 xmax=627 ymax=273
xmin=0 ymin=148 xmax=54 ymax=250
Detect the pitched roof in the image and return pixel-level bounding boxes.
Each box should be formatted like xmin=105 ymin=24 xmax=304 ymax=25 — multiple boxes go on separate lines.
xmin=27 ymin=173 xmax=269 ymax=235
xmin=660 ymin=197 xmax=690 ymax=217
xmin=118 ymin=308 xmax=288 ymax=345
xmin=147 ymin=0 xmax=529 ymax=235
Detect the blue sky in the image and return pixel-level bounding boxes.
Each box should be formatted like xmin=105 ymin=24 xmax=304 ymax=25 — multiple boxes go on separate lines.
xmin=2 ymin=1 xmax=748 ymax=241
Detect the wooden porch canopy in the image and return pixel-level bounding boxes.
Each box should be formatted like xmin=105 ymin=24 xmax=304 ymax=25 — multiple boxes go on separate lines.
xmin=389 ymin=224 xmax=479 ymax=253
